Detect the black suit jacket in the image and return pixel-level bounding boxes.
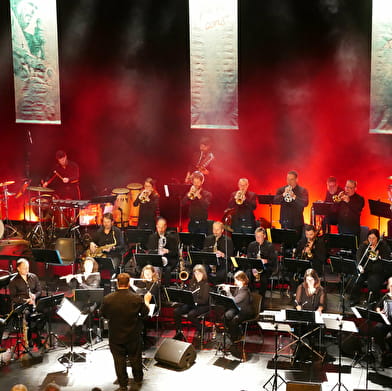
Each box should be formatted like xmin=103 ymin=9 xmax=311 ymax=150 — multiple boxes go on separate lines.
xmin=101 ymin=289 xmax=149 ymax=344
xmin=146 ymin=232 xmax=179 ymax=267
xmin=247 ymin=240 xmax=277 ymax=274
xmin=228 ymin=191 xmax=257 ymax=226
xmin=203 ymin=234 xmax=234 ymax=258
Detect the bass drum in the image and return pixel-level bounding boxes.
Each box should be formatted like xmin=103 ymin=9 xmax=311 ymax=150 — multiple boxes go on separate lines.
xmin=0 ymin=219 xmax=4 ymax=239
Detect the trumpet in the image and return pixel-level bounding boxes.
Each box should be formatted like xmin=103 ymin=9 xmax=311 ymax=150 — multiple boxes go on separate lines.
xmin=332 ymin=191 xmax=346 ymax=203
xmin=139 ymin=189 xmax=151 ymax=203
xmin=283 ymin=185 xmax=294 ymax=202
xmin=235 ymin=190 xmax=246 ymax=205
xmin=187 ymin=185 xmax=200 ymax=200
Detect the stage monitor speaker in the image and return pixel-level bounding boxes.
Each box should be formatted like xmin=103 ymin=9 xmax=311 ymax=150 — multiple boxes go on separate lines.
xmin=286 ymin=382 xmax=321 ymax=391
xmin=154 ymin=338 xmax=196 ymax=370
xmin=55 ymin=238 xmax=75 ymax=264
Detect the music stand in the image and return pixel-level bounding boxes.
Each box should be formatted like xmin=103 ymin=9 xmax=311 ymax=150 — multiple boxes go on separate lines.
xmin=57 ymin=298 xmax=88 ymax=368
xmin=163 ymin=183 xmax=189 ymax=232
xmin=188 ymin=251 xmax=219 ymax=268
xmin=134 ymin=253 xmax=164 ymax=269
xmin=283 ymin=258 xmax=311 ymax=279
xmin=325 ymin=233 xmax=357 ymax=254
xmin=94 ymin=257 xmax=115 ymax=276
xmin=179 ymin=232 xmax=206 ymax=251
xmin=165 ymin=287 xmax=195 ymax=306
xmin=74 ymin=288 xmax=105 ymax=350
xmin=330 ymin=256 xmax=358 ymax=314
xmin=312 ymin=202 xmax=334 ymax=217
xmin=368 ymin=199 xmax=392 ymax=231
xmin=35 ymin=293 xmax=66 ymax=350
xmin=32 ymin=249 xmax=63 ymax=265
xmin=234 ymin=257 xmax=265 ymax=272
xmin=257 ymin=195 xmax=279 ymax=227
xmin=125 ymin=229 xmax=153 ymax=252
xmin=231 ymin=233 xmax=254 ymax=255
xmin=380 ymin=258 xmax=392 ymax=276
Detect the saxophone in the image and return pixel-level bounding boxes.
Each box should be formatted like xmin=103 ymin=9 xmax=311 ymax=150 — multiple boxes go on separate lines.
xmin=210 ymin=237 xmax=218 ymax=274
xmin=86 ymin=231 xmax=117 ymax=257
xmin=178 ymin=244 xmax=189 ymax=281
xmin=254 ymin=246 xmax=262 ymax=282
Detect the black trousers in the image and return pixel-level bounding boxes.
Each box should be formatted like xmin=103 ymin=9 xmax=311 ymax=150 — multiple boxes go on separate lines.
xmin=350 ymin=272 xmax=384 ymax=304
xmin=224 ymin=308 xmax=253 ymax=341
xmin=173 ymin=304 xmax=209 ymax=332
xmin=109 ymin=337 xmax=143 ymax=388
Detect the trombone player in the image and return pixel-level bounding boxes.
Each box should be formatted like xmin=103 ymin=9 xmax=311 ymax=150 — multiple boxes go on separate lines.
xmin=350 ymin=228 xmax=391 ymax=306
xmin=227 ymin=178 xmax=257 ymax=233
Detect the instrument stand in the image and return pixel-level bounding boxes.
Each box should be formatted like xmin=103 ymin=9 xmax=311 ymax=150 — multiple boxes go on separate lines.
xmin=1 ymin=183 xmax=19 ymax=239
xmin=27 ymin=191 xmax=48 ymax=248
xmin=57 ymin=324 xmax=86 ymax=370
xmin=214 ymin=314 xmax=230 ymax=357
xmin=330 ymin=321 xmax=350 ymax=391
xmin=261 ymin=322 xmax=289 ymax=391
xmin=10 ymin=308 xmax=33 ymax=361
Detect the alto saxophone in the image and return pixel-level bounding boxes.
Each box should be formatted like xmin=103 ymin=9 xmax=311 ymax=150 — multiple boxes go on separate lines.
xmin=211 ymin=237 xmax=218 ymax=274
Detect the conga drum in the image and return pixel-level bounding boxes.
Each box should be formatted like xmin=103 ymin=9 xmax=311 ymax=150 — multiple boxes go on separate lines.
xmin=112 ymin=188 xmax=130 ymax=227
xmin=127 ymin=183 xmax=143 ymax=227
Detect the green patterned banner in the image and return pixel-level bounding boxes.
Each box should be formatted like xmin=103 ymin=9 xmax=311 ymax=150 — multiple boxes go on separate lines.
xmin=10 ymin=0 xmax=61 ymax=124
xmin=189 ymin=0 xmax=238 ymax=130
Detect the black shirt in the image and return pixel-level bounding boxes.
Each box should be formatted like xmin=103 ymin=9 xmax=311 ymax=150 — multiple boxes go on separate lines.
xmin=181 ymin=188 xmax=212 ymax=221
xmin=46 ymin=160 xmax=80 ymax=199
xmin=337 ymin=193 xmax=365 ymax=236
xmin=203 ymin=234 xmax=234 ymax=258
xmin=92 ymin=226 xmax=125 ymax=253
xmin=228 ymin=191 xmax=257 ymax=226
xmin=356 ymin=240 xmax=391 ymax=274
xmin=188 ymin=279 xmax=210 ymax=306
xmin=146 ymin=232 xmax=179 ymax=267
xmin=9 ymin=273 xmax=42 ymax=306
xmin=296 ymin=237 xmax=327 ymax=274
xmin=247 ymin=240 xmax=277 ymax=274
xmin=133 ymin=191 xmax=160 ymax=228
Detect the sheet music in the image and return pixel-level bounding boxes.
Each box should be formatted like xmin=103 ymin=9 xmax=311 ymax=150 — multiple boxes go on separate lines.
xmin=148 ymin=303 xmax=156 ymax=317
xmin=57 ymin=298 xmax=88 ymax=326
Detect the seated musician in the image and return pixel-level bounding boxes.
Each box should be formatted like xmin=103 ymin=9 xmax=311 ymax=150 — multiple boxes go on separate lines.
xmin=78 ymin=257 xmax=101 ymax=289
xmin=146 ymin=217 xmax=179 ymax=286
xmin=88 ymin=212 xmax=125 ymax=270
xmin=8 ymin=258 xmax=42 ymax=348
xmin=221 ymin=271 xmax=253 ymax=344
xmin=246 ymin=227 xmax=277 ymax=309
xmin=133 ymin=177 xmax=160 ymax=230
xmin=374 ymin=277 xmax=392 ymax=355
xmin=203 ymin=221 xmax=234 ymax=285
xmin=130 ymin=264 xmax=160 ymax=300
xmin=350 ymin=228 xmax=391 ymax=306
xmin=173 ymin=264 xmax=210 ymax=341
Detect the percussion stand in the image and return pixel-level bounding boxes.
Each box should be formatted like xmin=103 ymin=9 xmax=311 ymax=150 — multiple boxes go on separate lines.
xmin=27 ymin=192 xmax=46 ymax=248
xmin=1 ymin=184 xmax=18 ymax=239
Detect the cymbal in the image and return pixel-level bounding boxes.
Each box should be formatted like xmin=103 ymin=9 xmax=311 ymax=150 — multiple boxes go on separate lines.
xmin=27 ymin=186 xmax=54 ymax=193
xmin=126 ymin=182 xmax=143 ymax=190
xmin=0 ymin=180 xmax=15 ymax=187
xmin=388 ymin=176 xmax=392 ymax=180
xmin=112 ymin=187 xmax=130 ymax=195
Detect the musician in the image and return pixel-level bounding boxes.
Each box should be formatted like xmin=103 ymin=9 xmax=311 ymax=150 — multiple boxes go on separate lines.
xmin=181 ymin=171 xmax=212 ymax=234
xmin=89 ymin=212 xmax=125 ymax=270
xmin=8 ymin=258 xmax=42 ymax=347
xmin=130 ymin=264 xmax=160 ymax=300
xmin=101 ymin=273 xmax=152 ymax=390
xmin=203 ymin=221 xmax=234 ymax=285
xmin=42 ymin=150 xmax=80 ymax=199
xmin=78 ymin=257 xmax=101 ymax=289
xmin=221 ymin=271 xmax=253 ymax=344
xmin=295 ymin=224 xmax=327 ymax=276
xmin=324 ymin=176 xmax=344 ymax=229
xmin=185 ymin=136 xmax=215 ymax=184
xmin=133 ymin=177 xmax=160 ymax=230
xmin=295 ymin=268 xmax=326 ymax=313
xmin=227 ymin=178 xmax=257 ymax=234
xmin=146 ymin=217 xmax=179 ymax=286
xmin=173 ymin=264 xmax=210 ymax=341
xmin=274 ymin=170 xmax=309 ymax=239
xmin=374 ymin=277 xmax=392 ymax=354
xmin=246 ymin=227 xmax=277 ymax=307
xmin=350 ymin=228 xmax=391 ymax=306
xmin=336 ymin=179 xmax=364 ymax=239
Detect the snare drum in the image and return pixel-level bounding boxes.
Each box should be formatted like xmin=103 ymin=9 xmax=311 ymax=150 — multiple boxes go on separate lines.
xmin=112 ymin=188 xmax=130 ymax=227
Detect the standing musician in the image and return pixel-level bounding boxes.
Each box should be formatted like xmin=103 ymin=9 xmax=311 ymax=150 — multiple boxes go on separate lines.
xmin=374 ymin=277 xmax=392 ymax=355
xmin=221 ymin=271 xmax=253 ymax=344
xmin=42 ymin=150 xmax=80 ymax=199
xmin=203 ymin=221 xmax=234 ymax=285
xmin=350 ymin=228 xmax=391 ymax=306
xmin=133 ymin=177 xmax=160 ymax=230
xmin=274 ymin=170 xmax=309 ymax=240
xmin=146 ymin=217 xmax=179 ymax=286
xmin=246 ymin=227 xmax=277 ymax=308
xmin=173 ymin=264 xmax=210 ymax=341
xmin=185 ymin=136 xmax=215 ymax=184
xmin=88 ymin=212 xmax=125 ymax=270
xmin=295 ymin=224 xmax=327 ymax=276
xmin=335 ymin=179 xmax=364 ymax=239
xmin=181 ymin=171 xmax=212 ymax=234
xmin=227 ymin=178 xmax=257 ymax=234
xmin=8 ymin=258 xmax=42 ymax=348
xmin=323 ymin=176 xmax=344 ymax=231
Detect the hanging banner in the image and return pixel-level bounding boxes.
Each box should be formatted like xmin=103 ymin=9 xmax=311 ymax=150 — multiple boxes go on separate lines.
xmin=370 ymin=0 xmax=392 ymax=134
xmin=10 ymin=0 xmax=61 ymax=124
xmin=189 ymin=0 xmax=238 ymax=130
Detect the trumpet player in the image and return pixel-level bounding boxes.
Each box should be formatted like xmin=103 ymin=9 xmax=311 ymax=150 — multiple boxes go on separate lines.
xmin=246 ymin=227 xmax=277 ymax=308
xmin=274 ymin=170 xmax=308 ymax=240
xmin=336 ymin=179 xmax=364 ymax=239
xmin=203 ymin=221 xmax=234 ymax=285
xmin=323 ymin=176 xmax=344 ymax=231
xmin=227 ymin=178 xmax=257 ymax=233
xmin=133 ymin=177 xmax=160 ymax=230
xmin=350 ymin=228 xmax=391 ymax=306
xmin=173 ymin=264 xmax=210 ymax=342
xmin=181 ymin=171 xmax=211 ymax=234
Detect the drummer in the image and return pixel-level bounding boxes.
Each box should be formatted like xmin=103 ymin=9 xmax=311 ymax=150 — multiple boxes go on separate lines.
xmin=133 ymin=178 xmax=160 ymax=230
xmin=42 ymin=150 xmax=80 ymax=199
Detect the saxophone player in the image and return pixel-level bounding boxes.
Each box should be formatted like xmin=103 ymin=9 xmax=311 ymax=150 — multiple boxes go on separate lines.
xmin=133 ymin=177 xmax=160 ymax=230
xmin=274 ymin=170 xmax=309 ymax=240
xmin=181 ymin=171 xmax=211 ymax=234
xmin=227 ymin=178 xmax=257 ymax=234
xmin=185 ymin=137 xmax=215 ymax=184
xmin=246 ymin=227 xmax=277 ymax=309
